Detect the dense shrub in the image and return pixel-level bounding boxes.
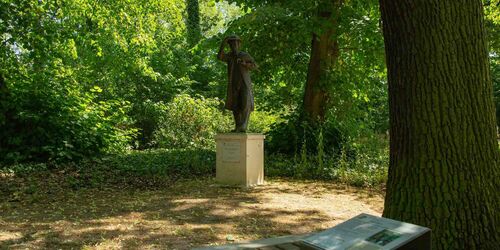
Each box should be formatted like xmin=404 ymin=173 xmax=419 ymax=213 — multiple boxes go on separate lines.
xmin=263 ymin=109 xmax=388 ymax=187
xmin=0 ymin=75 xmax=136 ymax=165
xmin=153 ymin=94 xmax=278 ymax=150
xmin=0 ymin=149 xmax=216 ymax=193
xmin=108 ymin=148 xmax=215 ymax=177
xmin=265 ymin=112 xmax=345 ymax=156
xmin=265 ymin=134 xmax=389 ymax=187
xmin=248 ymin=110 xmax=280 ymax=133
xmin=132 ymin=100 xmax=169 ymax=149
xmin=153 ymin=94 xmax=232 ymax=149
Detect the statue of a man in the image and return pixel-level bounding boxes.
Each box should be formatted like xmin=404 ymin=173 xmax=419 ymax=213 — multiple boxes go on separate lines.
xmin=217 ymin=35 xmax=257 ymax=132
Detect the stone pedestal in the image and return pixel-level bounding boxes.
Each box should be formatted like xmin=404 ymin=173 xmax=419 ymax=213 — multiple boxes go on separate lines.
xmin=215 ymin=133 xmax=265 ymax=187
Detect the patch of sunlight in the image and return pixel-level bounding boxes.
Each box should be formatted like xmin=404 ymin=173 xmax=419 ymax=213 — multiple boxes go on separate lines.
xmin=170 ymin=198 xmax=212 ymax=211
xmin=0 ymin=231 xmax=23 ymax=242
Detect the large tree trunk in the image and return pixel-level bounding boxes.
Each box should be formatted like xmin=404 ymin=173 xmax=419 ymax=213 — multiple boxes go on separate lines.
xmin=379 ymin=0 xmax=500 ymax=249
xmin=303 ymin=2 xmax=340 ymax=121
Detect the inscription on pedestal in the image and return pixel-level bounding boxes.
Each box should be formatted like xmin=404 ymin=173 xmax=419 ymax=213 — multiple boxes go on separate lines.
xmin=222 ymin=141 xmax=241 ymax=163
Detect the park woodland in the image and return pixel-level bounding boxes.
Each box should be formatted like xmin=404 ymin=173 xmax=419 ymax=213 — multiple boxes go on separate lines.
xmin=1 ymin=1 xmax=499 ymax=249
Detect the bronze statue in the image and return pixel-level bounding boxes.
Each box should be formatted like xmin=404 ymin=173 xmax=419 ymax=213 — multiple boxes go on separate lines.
xmin=217 ymin=35 xmax=257 ymax=132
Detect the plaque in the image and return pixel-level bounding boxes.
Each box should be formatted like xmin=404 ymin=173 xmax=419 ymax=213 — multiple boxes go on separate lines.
xmin=194 ymin=214 xmax=430 ymax=250
xmin=301 ymin=213 xmax=430 ymax=250
xmin=222 ymin=141 xmax=241 ymax=163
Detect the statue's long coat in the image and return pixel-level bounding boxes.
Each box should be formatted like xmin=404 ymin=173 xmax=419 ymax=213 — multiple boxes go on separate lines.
xmin=222 ymin=51 xmax=255 ymax=112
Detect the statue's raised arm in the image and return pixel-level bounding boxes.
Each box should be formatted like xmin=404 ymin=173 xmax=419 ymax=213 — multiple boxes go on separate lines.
xmin=217 ymin=37 xmax=229 ymax=62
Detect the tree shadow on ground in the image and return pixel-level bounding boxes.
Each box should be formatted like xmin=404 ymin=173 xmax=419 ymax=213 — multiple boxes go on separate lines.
xmin=0 ymin=177 xmax=383 ymax=249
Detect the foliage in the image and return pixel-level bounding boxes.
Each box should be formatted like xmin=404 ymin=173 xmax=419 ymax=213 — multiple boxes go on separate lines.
xmin=0 ymin=149 xmax=215 ymax=192
xmin=265 ymin=103 xmax=388 ymax=188
xmin=493 ymin=55 xmax=500 ymax=127
xmin=0 ymin=0 xmax=189 ymax=158
xmin=484 ymin=2 xmax=500 ymax=126
xmin=133 ymin=100 xmax=172 ymax=149
xmin=247 ymin=110 xmax=280 ymax=133
xmin=153 ymin=94 xmax=232 ymax=149
xmin=108 ymin=148 xmax=216 ymax=178
xmin=219 ymin=0 xmax=386 ymax=115
xmin=219 ymin=0 xmax=389 ymax=169
xmin=186 ymin=0 xmax=202 ymax=46
xmin=1 ymin=0 xmax=391 ymax=164
xmin=266 ymin=113 xmax=344 ymax=156
xmin=200 ymin=0 xmax=243 ymax=37
xmin=153 ymin=94 xmax=278 ymax=150
xmin=266 ymin=134 xmax=389 ymax=187
xmin=0 ymin=71 xmax=135 ymax=164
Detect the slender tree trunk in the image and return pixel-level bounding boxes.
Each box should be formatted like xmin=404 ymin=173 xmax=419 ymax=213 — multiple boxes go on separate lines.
xmin=303 ymin=2 xmax=340 ymax=121
xmin=186 ymin=0 xmax=201 ymax=46
xmin=379 ymin=0 xmax=500 ymax=249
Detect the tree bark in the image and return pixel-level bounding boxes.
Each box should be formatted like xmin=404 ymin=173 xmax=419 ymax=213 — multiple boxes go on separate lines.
xmin=379 ymin=0 xmax=500 ymax=249
xmin=303 ymin=2 xmax=340 ymax=121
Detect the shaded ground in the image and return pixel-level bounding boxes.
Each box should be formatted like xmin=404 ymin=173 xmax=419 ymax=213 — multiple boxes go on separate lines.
xmin=0 ymin=176 xmax=383 ymax=249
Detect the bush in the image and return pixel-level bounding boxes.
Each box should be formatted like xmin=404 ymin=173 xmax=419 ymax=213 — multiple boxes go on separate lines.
xmin=132 ymin=100 xmax=169 ymax=149
xmin=265 ymin=112 xmax=344 ymax=156
xmin=153 ymin=94 xmax=278 ymax=150
xmin=265 ymin=134 xmax=389 ymax=187
xmin=108 ymin=148 xmax=215 ymax=177
xmin=153 ymin=94 xmax=232 ymax=150
xmin=0 ymin=75 xmax=136 ymax=165
xmin=248 ymin=110 xmax=280 ymax=133
xmin=335 ymin=136 xmax=389 ymax=187
xmin=0 ymin=148 xmax=215 ymax=193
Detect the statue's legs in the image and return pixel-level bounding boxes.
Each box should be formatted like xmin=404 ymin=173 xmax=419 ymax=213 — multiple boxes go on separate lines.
xmin=232 ymin=109 xmax=250 ymax=132
xmin=232 ymin=111 xmax=241 ymax=132
xmin=232 ymin=86 xmax=252 ymax=133
xmin=239 ymin=107 xmax=251 ymax=132
xmin=239 ymin=84 xmax=252 ymax=132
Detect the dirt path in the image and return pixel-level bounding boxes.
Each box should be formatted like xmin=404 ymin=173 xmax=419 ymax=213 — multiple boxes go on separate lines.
xmin=0 ymin=178 xmax=384 ymax=249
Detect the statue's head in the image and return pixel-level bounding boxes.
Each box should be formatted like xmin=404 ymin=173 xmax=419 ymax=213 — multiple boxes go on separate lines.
xmin=227 ymin=35 xmax=241 ymax=52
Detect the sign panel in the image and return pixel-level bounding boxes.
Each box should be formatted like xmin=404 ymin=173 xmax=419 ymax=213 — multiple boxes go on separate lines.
xmin=301 ymin=214 xmax=430 ymax=250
